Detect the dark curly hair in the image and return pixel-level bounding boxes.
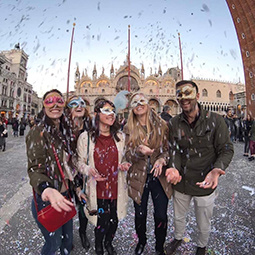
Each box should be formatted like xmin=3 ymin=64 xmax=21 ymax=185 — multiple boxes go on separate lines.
xmin=91 ymin=99 xmax=120 ymax=143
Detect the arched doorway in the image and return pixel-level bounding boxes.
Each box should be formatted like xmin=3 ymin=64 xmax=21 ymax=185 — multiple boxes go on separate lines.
xmin=149 ymin=99 xmax=160 ymax=113
xmin=165 ymin=100 xmax=178 ymax=116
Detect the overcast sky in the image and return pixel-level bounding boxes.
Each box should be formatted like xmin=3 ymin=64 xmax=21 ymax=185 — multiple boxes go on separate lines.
xmin=0 ymin=0 xmax=244 ymax=97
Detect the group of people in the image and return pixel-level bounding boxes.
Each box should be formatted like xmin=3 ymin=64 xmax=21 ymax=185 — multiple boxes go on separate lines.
xmin=224 ymin=109 xmax=255 ymax=161
xmin=26 ymin=80 xmax=234 ymax=255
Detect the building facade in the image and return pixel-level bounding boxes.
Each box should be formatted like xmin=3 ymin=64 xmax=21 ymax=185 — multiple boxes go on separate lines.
xmin=226 ymin=0 xmax=255 ymax=117
xmin=0 ymin=45 xmax=41 ymax=121
xmin=73 ymin=59 xmax=245 ymax=117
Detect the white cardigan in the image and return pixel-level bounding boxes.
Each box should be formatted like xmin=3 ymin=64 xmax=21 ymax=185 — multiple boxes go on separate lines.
xmin=77 ymin=131 xmax=128 ymax=226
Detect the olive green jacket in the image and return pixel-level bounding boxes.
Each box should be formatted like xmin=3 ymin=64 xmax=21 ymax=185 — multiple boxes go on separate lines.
xmin=168 ymin=106 xmax=234 ymax=196
xmin=26 ymin=125 xmax=74 ymax=195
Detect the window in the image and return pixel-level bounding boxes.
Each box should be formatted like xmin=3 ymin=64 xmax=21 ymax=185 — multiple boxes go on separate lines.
xmin=202 ymin=89 xmax=208 ymax=97
xmin=216 ymin=90 xmax=221 ymax=98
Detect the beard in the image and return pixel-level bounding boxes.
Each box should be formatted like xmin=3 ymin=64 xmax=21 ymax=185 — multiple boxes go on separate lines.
xmin=180 ymin=98 xmax=197 ymax=114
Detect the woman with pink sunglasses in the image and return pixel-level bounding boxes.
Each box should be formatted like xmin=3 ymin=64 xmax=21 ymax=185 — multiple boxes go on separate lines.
xmin=26 ymin=89 xmax=76 ymax=255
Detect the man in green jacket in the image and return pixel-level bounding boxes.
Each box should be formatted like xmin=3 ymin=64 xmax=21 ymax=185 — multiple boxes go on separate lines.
xmin=165 ymin=80 xmax=234 ymax=255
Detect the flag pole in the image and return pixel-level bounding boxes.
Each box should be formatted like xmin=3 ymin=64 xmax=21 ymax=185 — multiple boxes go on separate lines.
xmin=128 ymin=25 xmax=131 ymax=92
xmin=178 ymin=32 xmax=184 ymax=80
xmin=66 ymin=23 xmax=76 ymax=100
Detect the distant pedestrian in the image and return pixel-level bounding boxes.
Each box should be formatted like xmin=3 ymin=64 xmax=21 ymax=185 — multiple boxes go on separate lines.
xmin=160 ymin=105 xmax=172 ymax=123
xmin=248 ymin=119 xmax=255 ymax=161
xmin=19 ymin=118 xmax=26 ymax=136
xmin=165 ymin=80 xmax=234 ymax=255
xmin=0 ymin=117 xmax=7 ymax=151
xmin=12 ymin=118 xmax=19 ymax=137
xmin=224 ymin=109 xmax=235 ymax=142
xmin=243 ymin=114 xmax=253 ymax=157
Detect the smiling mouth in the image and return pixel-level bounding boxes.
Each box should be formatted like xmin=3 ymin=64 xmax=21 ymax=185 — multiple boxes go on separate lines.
xmin=50 ymin=108 xmax=62 ymax=112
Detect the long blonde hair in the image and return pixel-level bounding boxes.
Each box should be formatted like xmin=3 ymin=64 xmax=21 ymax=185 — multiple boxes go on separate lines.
xmin=127 ymin=93 xmax=168 ymax=149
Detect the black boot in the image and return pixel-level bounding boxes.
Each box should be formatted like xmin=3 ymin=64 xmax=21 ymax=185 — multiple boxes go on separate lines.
xmin=135 ymin=216 xmax=147 ymax=255
xmin=104 ymin=217 xmax=118 ymax=255
xmin=79 ymin=228 xmax=90 ymax=251
xmin=196 ymin=247 xmax=206 ymax=255
xmin=155 ymin=217 xmax=167 ymax=254
xmin=104 ymin=241 xmax=117 ymax=255
xmin=95 ymin=227 xmax=104 ymax=255
xmin=78 ymin=207 xmax=90 ymax=251
xmin=165 ymin=239 xmax=182 ymax=255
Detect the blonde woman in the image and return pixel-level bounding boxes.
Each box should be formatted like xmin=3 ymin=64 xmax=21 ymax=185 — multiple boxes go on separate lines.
xmin=123 ymin=92 xmax=172 ymax=255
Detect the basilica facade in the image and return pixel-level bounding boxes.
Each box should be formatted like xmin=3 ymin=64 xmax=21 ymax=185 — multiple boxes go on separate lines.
xmin=73 ymin=59 xmax=245 ymax=117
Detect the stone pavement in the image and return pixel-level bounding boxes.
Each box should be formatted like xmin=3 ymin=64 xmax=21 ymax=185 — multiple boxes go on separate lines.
xmin=0 ymin=128 xmax=254 ymax=254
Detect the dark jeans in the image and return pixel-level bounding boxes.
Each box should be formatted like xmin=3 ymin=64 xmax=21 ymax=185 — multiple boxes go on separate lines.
xmin=244 ymin=136 xmax=250 ymax=154
xmin=134 ymin=175 xmax=168 ymax=245
xmin=95 ymin=199 xmax=118 ymax=245
xmin=32 ymin=192 xmax=73 ymax=255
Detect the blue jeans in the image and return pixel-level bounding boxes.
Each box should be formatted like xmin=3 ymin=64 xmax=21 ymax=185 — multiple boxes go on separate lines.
xmin=32 ymin=192 xmax=73 ymax=255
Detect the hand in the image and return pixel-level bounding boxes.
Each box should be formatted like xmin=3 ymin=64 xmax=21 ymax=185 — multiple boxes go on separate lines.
xmin=88 ymin=167 xmax=107 ymax=182
xmin=76 ymin=187 xmax=88 ymax=203
xmin=165 ymin=167 xmax=182 ymax=185
xmin=196 ymin=168 xmax=225 ymax=189
xmin=150 ymin=158 xmax=166 ymax=177
xmin=138 ymin=145 xmax=154 ymax=156
xmin=118 ymin=162 xmax=132 ymax=171
xmin=41 ymin=187 xmax=73 ymax=213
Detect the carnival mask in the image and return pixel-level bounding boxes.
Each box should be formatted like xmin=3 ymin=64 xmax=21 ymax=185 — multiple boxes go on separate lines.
xmin=130 ymin=94 xmax=148 ymax=108
xmin=43 ymin=93 xmax=65 ymax=108
xmin=67 ymin=97 xmax=86 ymax=108
xmin=100 ymin=106 xmax=116 ymax=115
xmin=176 ymin=85 xmax=197 ymax=100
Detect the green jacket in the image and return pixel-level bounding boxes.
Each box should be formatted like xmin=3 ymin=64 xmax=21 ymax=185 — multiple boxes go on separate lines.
xmin=26 ymin=125 xmax=67 ymax=195
xmin=168 ymin=106 xmax=234 ymax=196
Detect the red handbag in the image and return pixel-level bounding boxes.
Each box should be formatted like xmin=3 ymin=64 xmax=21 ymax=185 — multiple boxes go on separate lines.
xmin=33 ymin=144 xmax=76 ymax=232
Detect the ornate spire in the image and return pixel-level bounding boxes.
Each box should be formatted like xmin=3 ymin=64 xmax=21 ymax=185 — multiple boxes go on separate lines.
xmin=110 ymin=63 xmax=114 ymax=78
xmin=92 ymin=63 xmax=97 ymax=79
xmin=158 ymin=64 xmax=162 ymax=76
xmin=75 ymin=65 xmax=80 ymax=82
xmin=141 ymin=63 xmax=145 ymax=74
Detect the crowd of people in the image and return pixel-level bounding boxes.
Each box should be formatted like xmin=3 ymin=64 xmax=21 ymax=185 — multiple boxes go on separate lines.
xmin=224 ymin=109 xmax=255 ymax=161
xmin=24 ymin=80 xmax=240 ymax=255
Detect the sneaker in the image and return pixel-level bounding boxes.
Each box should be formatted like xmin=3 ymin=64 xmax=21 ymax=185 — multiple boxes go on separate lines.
xmin=243 ymin=153 xmax=249 ymax=157
xmin=196 ymin=247 xmax=206 ymax=255
xmin=165 ymin=239 xmax=182 ymax=255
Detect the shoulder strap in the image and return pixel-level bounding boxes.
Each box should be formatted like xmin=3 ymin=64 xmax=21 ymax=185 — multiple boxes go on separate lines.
xmin=83 ymin=132 xmax=90 ymax=193
xmin=33 ymin=189 xmax=39 ymax=213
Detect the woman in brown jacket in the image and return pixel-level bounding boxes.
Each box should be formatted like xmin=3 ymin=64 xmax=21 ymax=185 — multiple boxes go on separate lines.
xmin=123 ymin=92 xmax=172 ymax=255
